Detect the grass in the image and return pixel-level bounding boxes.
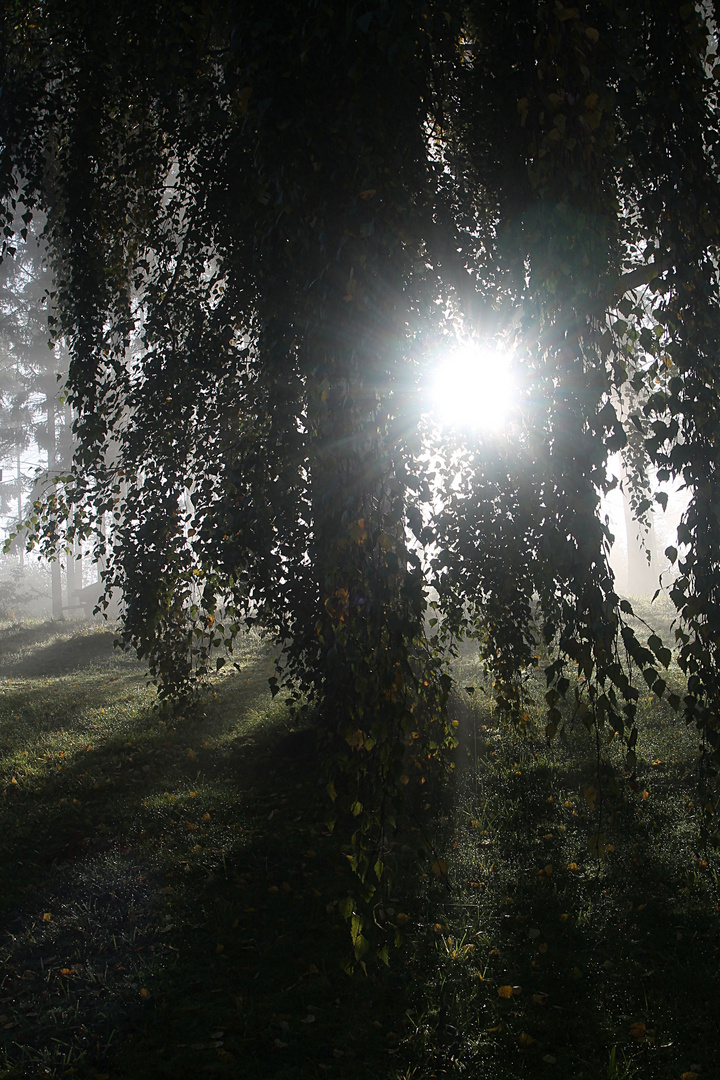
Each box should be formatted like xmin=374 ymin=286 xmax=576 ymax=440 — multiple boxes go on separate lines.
xmin=0 ymin=613 xmax=718 ymax=1079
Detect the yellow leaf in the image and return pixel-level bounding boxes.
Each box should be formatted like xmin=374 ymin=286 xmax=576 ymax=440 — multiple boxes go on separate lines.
xmin=359 ymin=188 xmax=377 ymax=200
xmin=139 ymin=988 xmax=150 ymax=999
xmin=519 ymin=1033 xmax=534 ymax=1046
xmin=497 ymin=985 xmax=513 ymax=999
xmin=326 ymin=781 xmax=337 ymax=802
xmin=396 ymin=913 xmax=409 ymax=924
xmin=681 ymin=1074 xmax=699 ymax=1080
xmin=431 ymin=859 xmax=448 ymax=879
xmin=42 ymin=912 xmax=51 ymax=922
xmin=630 ymin=1021 xmax=646 ymax=1039
xmin=346 ymin=729 xmax=365 ymax=751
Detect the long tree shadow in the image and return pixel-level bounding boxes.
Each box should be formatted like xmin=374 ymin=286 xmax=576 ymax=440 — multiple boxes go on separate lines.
xmin=0 ymin=644 xmax=413 ymax=1079
xmin=0 ymin=621 xmax=138 ymax=678
xmin=407 ymin=687 xmax=720 ymax=1080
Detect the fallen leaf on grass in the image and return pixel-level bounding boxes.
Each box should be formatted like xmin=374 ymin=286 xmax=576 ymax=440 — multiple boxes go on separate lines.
xmin=542 ymin=1054 xmax=557 ymax=1064
xmin=584 ymin=784 xmax=598 ymax=810
xmin=498 ymin=985 xmax=513 ymax=998
xmin=519 ymin=1032 xmax=534 ymax=1046
xmin=681 ymin=1074 xmax=699 ymax=1080
xmin=629 ymin=1021 xmax=646 ymax=1039
xmin=432 ymin=859 xmax=449 ymax=879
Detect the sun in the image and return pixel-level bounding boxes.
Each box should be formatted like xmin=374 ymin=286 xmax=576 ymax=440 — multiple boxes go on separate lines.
xmin=429 ymin=341 xmax=516 ymax=433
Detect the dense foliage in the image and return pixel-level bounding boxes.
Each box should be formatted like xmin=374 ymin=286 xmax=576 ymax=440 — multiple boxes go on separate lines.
xmin=3 ymin=0 xmax=720 ymax=940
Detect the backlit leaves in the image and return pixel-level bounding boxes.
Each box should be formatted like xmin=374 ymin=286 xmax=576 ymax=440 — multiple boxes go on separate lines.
xmin=4 ymin=0 xmax=720 ymax=946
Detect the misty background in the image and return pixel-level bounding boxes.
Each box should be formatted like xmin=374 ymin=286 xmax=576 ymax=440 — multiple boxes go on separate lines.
xmin=0 ymin=228 xmax=688 ymax=626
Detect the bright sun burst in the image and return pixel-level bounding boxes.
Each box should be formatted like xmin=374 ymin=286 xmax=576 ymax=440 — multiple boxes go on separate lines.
xmin=429 ymin=342 xmax=516 ymax=433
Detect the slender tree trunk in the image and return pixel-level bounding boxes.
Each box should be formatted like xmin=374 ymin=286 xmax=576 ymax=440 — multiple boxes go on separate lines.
xmin=66 ymin=537 xmax=76 ymax=616
xmin=15 ymin=447 xmax=23 ymax=572
xmin=47 ymin=393 xmax=64 ymax=619
xmin=622 ymin=489 xmax=658 ymax=595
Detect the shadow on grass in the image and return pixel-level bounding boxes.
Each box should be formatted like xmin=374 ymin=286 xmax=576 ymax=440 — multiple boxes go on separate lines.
xmin=3 ymin=621 xmax=718 ymax=1080
xmin=404 ymin=684 xmax=720 ymax=1080
xmin=0 ymin=626 xmax=412 ymax=1080
xmin=0 ymin=619 xmax=138 ymax=678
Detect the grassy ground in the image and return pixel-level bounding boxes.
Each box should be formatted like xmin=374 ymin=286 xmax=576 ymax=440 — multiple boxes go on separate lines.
xmin=0 ymin=612 xmax=718 ymax=1079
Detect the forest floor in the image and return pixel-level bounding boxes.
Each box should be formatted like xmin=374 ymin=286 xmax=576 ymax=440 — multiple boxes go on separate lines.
xmin=0 ymin=604 xmax=718 ymax=1080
